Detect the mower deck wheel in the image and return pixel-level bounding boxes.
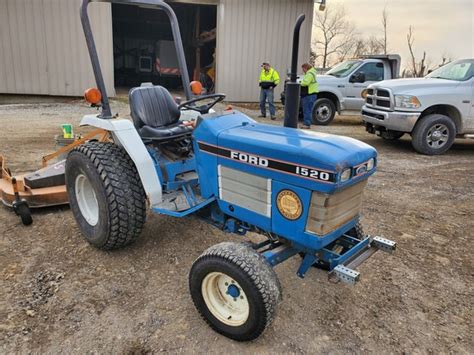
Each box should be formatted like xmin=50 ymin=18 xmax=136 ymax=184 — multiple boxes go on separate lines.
xmin=14 ymin=202 xmax=33 ymax=226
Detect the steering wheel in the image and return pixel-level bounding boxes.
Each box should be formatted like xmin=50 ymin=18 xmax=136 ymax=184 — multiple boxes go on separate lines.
xmin=178 ymin=93 xmax=226 ymax=114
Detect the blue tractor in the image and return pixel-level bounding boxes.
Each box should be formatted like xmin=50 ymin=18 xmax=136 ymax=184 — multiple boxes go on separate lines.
xmin=68 ymin=0 xmax=396 ymax=341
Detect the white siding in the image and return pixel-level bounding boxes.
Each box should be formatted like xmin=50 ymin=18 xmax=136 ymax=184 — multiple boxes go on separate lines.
xmin=216 ymin=0 xmax=314 ymax=102
xmin=0 ymin=0 xmax=115 ymax=97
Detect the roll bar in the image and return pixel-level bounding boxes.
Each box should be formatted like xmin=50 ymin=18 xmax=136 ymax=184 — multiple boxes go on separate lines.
xmin=80 ymin=0 xmax=192 ymax=118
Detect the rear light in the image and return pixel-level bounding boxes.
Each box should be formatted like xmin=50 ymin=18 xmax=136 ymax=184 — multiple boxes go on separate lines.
xmin=84 ymin=88 xmax=102 ymax=105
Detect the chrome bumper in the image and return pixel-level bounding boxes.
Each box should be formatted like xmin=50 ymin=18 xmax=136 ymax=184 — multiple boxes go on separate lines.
xmin=361 ymin=105 xmax=421 ymax=132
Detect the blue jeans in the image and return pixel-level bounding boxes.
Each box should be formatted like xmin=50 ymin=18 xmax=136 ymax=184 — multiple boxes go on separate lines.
xmin=259 ymin=88 xmax=276 ymax=117
xmin=302 ymin=94 xmax=317 ymax=126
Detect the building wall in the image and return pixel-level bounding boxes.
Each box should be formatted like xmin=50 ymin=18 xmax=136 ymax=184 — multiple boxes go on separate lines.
xmin=0 ymin=0 xmax=313 ymax=102
xmin=216 ymin=0 xmax=314 ymax=102
xmin=0 ymin=0 xmax=115 ymax=97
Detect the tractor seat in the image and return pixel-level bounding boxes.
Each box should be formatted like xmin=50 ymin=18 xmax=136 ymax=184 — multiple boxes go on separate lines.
xmin=129 ymin=85 xmax=192 ymax=141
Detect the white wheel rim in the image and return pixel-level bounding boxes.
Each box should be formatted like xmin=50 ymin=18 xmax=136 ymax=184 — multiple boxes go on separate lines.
xmin=75 ymin=174 xmax=99 ymax=226
xmin=201 ymin=272 xmax=250 ymax=327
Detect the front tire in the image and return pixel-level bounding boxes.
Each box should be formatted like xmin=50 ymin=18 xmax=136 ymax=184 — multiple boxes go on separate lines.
xmin=312 ymin=98 xmax=336 ymax=125
xmin=411 ymin=114 xmax=456 ymax=155
xmin=65 ymin=142 xmax=147 ymax=250
xmin=381 ymin=131 xmax=405 ymax=140
xmin=189 ymin=242 xmax=281 ymax=341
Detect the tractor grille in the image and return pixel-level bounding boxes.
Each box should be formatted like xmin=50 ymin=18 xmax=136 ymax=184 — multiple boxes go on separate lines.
xmin=365 ymin=87 xmax=392 ymax=111
xmin=218 ymin=165 xmax=271 ymax=217
xmin=306 ymin=179 xmax=367 ymax=236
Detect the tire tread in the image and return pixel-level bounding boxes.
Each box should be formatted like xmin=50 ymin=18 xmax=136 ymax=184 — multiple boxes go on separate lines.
xmin=190 ymin=242 xmax=281 ymax=341
xmin=70 ymin=142 xmax=146 ymax=249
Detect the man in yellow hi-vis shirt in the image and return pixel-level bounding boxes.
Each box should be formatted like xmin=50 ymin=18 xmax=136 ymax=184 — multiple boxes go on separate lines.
xmin=259 ymin=62 xmax=280 ymax=120
xmin=300 ymin=63 xmax=319 ymax=129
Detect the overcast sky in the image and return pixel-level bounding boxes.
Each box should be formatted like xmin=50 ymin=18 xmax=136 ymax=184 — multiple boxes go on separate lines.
xmin=324 ymin=0 xmax=473 ymax=68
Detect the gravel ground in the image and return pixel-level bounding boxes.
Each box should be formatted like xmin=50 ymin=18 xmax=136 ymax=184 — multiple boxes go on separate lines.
xmin=0 ymin=97 xmax=473 ymax=354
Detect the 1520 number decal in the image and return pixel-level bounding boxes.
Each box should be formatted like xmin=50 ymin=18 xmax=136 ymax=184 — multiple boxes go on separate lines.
xmin=295 ymin=166 xmax=331 ymax=181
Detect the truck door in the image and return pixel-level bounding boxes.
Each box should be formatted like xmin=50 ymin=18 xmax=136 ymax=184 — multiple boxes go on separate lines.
xmin=467 ymin=78 xmax=474 ymax=131
xmin=345 ymin=62 xmax=385 ymax=111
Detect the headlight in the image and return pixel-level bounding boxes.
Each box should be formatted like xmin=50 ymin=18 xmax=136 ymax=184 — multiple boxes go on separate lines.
xmin=367 ymin=158 xmax=375 ymax=170
xmin=361 ymin=89 xmax=368 ymax=99
xmin=394 ymin=95 xmax=421 ymax=109
xmin=340 ymin=168 xmax=351 ymax=182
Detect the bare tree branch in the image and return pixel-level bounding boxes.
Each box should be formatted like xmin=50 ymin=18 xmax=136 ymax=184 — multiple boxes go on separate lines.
xmin=407 ymin=25 xmax=418 ymax=76
xmin=381 ymin=6 xmax=388 ymax=54
xmin=312 ymin=5 xmax=356 ymax=68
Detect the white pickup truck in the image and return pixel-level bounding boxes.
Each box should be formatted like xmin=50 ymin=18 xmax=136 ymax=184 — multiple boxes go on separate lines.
xmin=281 ymin=55 xmax=401 ymax=125
xmin=362 ymin=59 xmax=474 ymax=155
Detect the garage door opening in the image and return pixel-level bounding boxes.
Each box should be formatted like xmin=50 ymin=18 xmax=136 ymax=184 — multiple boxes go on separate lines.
xmin=112 ymin=3 xmax=217 ymax=95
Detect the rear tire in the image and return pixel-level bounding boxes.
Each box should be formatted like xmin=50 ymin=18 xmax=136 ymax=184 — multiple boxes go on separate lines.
xmin=65 ymin=142 xmax=147 ymax=250
xmin=312 ymin=98 xmax=336 ymax=125
xmin=189 ymin=242 xmax=281 ymax=341
xmin=411 ymin=114 xmax=456 ymax=155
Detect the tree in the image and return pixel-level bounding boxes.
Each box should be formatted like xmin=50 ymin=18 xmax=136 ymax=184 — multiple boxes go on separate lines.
xmin=312 ymin=6 xmax=357 ymax=68
xmin=381 ymin=6 xmax=388 ymax=54
xmin=406 ymin=26 xmax=428 ymax=77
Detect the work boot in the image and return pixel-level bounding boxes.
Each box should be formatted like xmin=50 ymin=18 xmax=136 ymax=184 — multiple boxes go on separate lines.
xmin=300 ymin=124 xmax=311 ymax=129
xmin=271 ymin=116 xmax=276 ymax=120
xmin=258 ymin=114 xmax=266 ymax=118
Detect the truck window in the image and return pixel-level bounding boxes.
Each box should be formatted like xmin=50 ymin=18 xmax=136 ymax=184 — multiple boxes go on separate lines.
xmin=355 ymin=62 xmax=385 ymax=82
xmin=326 ymin=60 xmax=362 ymax=78
xmin=426 ymin=59 xmax=474 ymax=81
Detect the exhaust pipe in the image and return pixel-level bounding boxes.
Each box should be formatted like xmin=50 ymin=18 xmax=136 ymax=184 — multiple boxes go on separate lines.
xmin=283 ymin=14 xmax=305 ymax=128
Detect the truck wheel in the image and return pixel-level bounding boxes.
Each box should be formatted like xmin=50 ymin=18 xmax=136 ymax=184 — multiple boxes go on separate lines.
xmin=411 ymin=114 xmax=456 ymax=155
xmin=381 ymin=131 xmax=405 ymax=140
xmin=312 ymin=98 xmax=336 ymax=125
xmin=189 ymin=242 xmax=281 ymax=341
xmin=65 ymin=142 xmax=147 ymax=250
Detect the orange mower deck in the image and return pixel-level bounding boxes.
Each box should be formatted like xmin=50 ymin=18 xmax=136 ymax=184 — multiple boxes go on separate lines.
xmin=0 ymin=129 xmax=109 ymax=211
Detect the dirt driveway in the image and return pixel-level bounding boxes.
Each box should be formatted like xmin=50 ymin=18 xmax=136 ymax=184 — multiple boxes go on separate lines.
xmin=1 ymin=98 xmax=473 ymax=354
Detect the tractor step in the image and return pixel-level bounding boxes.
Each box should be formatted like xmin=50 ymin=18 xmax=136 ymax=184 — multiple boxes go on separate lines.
xmin=154 ymin=190 xmax=202 ymax=212
xmin=176 ymin=171 xmax=198 ymax=182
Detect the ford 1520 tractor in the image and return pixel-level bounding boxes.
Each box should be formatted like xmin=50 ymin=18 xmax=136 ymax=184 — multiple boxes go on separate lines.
xmin=68 ymin=0 xmax=396 ymax=341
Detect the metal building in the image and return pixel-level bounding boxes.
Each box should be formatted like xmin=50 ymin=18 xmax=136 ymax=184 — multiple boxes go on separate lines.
xmin=0 ymin=0 xmax=314 ymax=102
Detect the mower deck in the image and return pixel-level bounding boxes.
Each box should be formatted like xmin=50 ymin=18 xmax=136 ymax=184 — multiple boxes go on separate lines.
xmin=0 ymin=157 xmax=68 ymax=208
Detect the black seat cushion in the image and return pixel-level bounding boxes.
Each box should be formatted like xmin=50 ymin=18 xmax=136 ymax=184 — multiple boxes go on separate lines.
xmin=129 ymin=85 xmax=191 ymax=140
xmin=139 ymin=122 xmax=193 ymax=140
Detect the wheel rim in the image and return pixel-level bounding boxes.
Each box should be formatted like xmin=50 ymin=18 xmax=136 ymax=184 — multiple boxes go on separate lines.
xmin=201 ymin=272 xmax=250 ymax=327
xmin=315 ymin=104 xmax=332 ymax=122
xmin=426 ymin=124 xmax=449 ymax=149
xmin=75 ymin=174 xmax=99 ymax=226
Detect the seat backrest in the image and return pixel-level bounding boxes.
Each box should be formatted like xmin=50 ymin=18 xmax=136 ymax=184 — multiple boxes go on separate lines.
xmin=129 ymin=86 xmax=180 ymax=129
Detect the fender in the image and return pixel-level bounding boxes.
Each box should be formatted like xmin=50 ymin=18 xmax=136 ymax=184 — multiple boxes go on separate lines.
xmin=80 ymin=114 xmax=162 ymax=207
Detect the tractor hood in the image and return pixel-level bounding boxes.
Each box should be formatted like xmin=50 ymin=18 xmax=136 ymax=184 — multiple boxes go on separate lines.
xmin=194 ymin=111 xmax=377 ymax=193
